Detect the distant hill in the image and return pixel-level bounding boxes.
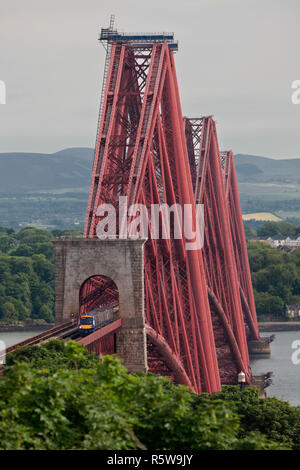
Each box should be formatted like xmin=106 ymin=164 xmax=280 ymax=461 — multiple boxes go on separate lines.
xmin=234 ymin=154 xmax=300 ymax=224
xmin=0 ymin=148 xmax=299 ymax=194
xmin=0 ymin=148 xmax=94 ymax=193
xmin=234 ymin=154 xmax=300 ymax=184
xmin=0 ymin=148 xmax=299 ymax=229
xmin=0 ymin=147 xmax=299 ymax=193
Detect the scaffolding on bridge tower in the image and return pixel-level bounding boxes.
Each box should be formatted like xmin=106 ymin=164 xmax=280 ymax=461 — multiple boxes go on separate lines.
xmin=83 ymin=19 xmax=259 ymax=393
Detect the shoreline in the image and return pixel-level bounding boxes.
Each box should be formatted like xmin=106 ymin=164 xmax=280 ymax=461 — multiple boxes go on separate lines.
xmin=2 ymin=321 xmax=300 ymax=333
xmin=258 ymin=321 xmax=300 ymax=332
xmin=0 ymin=323 xmax=54 ymax=332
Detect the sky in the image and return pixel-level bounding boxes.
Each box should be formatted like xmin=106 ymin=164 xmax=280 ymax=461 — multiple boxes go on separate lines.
xmin=0 ymin=0 xmax=299 ymax=158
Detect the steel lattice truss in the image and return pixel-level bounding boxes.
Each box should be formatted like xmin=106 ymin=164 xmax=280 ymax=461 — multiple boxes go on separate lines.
xmin=79 ymin=276 xmax=119 ymax=314
xmin=83 ymin=37 xmax=259 ymax=392
xmin=184 ymin=118 xmax=259 ymax=384
xmin=221 ymin=150 xmax=260 ymax=341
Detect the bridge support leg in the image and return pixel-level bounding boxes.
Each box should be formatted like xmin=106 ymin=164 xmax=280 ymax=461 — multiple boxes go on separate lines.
xmin=52 ymin=238 xmax=148 ymax=372
xmin=247 ymin=338 xmax=271 ymax=357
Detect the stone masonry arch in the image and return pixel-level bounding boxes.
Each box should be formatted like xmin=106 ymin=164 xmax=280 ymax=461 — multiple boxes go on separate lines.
xmin=52 ymin=237 xmax=147 ymax=372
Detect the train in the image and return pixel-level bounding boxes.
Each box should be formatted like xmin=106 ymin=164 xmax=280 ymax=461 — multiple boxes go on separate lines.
xmin=77 ymin=304 xmax=118 ymax=336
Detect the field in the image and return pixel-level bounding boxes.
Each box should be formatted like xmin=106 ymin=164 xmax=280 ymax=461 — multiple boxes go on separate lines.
xmin=242 ymin=212 xmax=282 ymax=222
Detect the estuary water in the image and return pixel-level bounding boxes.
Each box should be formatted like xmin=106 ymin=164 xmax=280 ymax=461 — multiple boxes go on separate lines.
xmin=251 ymin=331 xmax=300 ymax=406
xmin=1 ymin=329 xmax=299 ymax=406
xmin=0 ymin=329 xmax=51 ymax=348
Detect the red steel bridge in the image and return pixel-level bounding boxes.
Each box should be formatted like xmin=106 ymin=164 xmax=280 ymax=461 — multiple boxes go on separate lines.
xmin=3 ymin=20 xmax=262 ymax=393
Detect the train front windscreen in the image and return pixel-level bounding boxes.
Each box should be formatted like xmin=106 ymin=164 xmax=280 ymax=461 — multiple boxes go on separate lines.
xmin=78 ymin=314 xmax=94 ymax=334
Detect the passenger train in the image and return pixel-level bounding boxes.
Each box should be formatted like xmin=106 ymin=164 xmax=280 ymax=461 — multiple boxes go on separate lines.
xmin=77 ymin=304 xmax=118 ymax=336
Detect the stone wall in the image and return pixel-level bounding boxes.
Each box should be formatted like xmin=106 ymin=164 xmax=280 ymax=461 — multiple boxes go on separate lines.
xmin=52 ymin=238 xmax=147 ymax=372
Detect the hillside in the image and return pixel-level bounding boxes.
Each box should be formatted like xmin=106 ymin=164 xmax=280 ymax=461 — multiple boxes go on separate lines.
xmin=0 ymin=148 xmax=299 ymax=228
xmin=235 ymin=154 xmax=300 ymax=183
xmin=0 ymin=148 xmax=94 ymax=193
xmin=234 ymin=154 xmax=300 ymax=222
xmin=1 ymin=148 xmax=299 ymax=194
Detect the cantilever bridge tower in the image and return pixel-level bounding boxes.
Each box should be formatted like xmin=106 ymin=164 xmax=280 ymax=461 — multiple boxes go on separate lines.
xmin=80 ymin=20 xmax=260 ymax=393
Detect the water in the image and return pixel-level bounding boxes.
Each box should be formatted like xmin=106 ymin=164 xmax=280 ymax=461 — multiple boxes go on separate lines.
xmin=251 ymin=331 xmax=300 ymax=406
xmin=1 ymin=329 xmax=299 ymax=406
xmin=0 ymin=330 xmax=50 ymax=348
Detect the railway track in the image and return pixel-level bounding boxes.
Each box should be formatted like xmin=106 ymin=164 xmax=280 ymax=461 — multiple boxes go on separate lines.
xmin=0 ymin=321 xmax=77 ymax=363
xmin=0 ymin=305 xmax=119 ymax=364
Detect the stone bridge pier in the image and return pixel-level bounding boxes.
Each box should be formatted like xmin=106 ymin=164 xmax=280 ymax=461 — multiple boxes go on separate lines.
xmin=52 ymin=238 xmax=147 ymax=373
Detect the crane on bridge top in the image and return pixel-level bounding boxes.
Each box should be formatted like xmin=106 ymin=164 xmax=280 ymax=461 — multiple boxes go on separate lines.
xmin=81 ymin=16 xmax=262 ymax=393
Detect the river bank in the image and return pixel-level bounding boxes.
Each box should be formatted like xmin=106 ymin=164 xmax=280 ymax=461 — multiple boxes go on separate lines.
xmin=0 ymin=322 xmax=54 ymax=332
xmin=258 ymin=322 xmax=300 ymax=332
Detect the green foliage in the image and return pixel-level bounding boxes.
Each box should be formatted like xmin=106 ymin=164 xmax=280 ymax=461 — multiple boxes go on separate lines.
xmin=1 ymin=301 xmax=18 ymax=322
xmin=254 ymin=291 xmax=284 ymax=317
xmin=15 ymin=227 xmax=52 ymax=245
xmin=0 ymin=227 xmax=81 ymax=324
xmin=244 ymin=225 xmax=256 ymax=238
xmin=5 ymin=339 xmax=99 ymax=372
xmin=257 ymin=221 xmax=300 ymax=238
xmin=0 ymin=235 xmax=17 ymax=254
xmin=195 ymin=386 xmax=300 ymax=450
xmin=0 ymin=192 xmax=87 ymax=231
xmin=0 ymin=343 xmax=285 ymax=450
xmin=247 ymin=241 xmax=300 ymax=318
xmin=1 ymin=221 xmax=299 ymax=323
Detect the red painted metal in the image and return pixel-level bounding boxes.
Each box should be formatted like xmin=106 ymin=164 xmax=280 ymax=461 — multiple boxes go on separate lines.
xmin=78 ymin=318 xmax=122 ymax=355
xmin=184 ymin=117 xmax=255 ymax=383
xmin=80 ymin=275 xmax=119 ymax=313
xmin=221 ymin=151 xmax=260 ymax=340
xmin=146 ymin=325 xmax=193 ymax=389
xmin=82 ymin=27 xmax=260 ymax=391
xmin=2 ymin=28 xmax=260 ymax=390
xmin=84 ymin=38 xmax=220 ymax=393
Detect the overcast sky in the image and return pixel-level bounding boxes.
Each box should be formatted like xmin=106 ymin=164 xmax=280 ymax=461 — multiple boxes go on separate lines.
xmin=0 ymin=0 xmax=299 ymax=158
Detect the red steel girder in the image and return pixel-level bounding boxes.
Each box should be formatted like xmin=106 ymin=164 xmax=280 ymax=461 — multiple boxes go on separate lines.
xmin=184 ymin=117 xmax=254 ymax=383
xmin=84 ymin=41 xmax=221 ymax=393
xmin=221 ymin=151 xmax=260 ymax=340
xmin=78 ymin=318 xmax=122 ymax=355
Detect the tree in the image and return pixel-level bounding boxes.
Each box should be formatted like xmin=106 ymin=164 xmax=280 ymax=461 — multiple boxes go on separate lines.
xmin=10 ymin=244 xmax=34 ymax=257
xmin=0 ymin=228 xmax=55 ymax=324
xmin=16 ymin=227 xmax=52 ymax=245
xmin=254 ymin=291 xmax=285 ymax=318
xmin=247 ymin=241 xmax=300 ymax=319
xmin=37 ymin=304 xmax=54 ymax=323
xmin=257 ymin=221 xmax=297 ymax=238
xmin=0 ymin=343 xmax=284 ymax=450
xmin=0 ymin=259 xmax=10 ymax=283
xmin=0 ymin=235 xmax=17 ymax=254
xmin=31 ymin=254 xmax=54 ymax=283
xmin=1 ymin=301 xmax=18 ymax=322
xmin=244 ymin=225 xmax=256 ymax=238
xmin=196 ymin=386 xmax=300 ymax=450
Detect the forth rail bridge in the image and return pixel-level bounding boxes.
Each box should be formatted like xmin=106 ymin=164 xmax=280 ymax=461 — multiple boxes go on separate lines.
xmin=1 ymin=19 xmax=270 ymax=393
